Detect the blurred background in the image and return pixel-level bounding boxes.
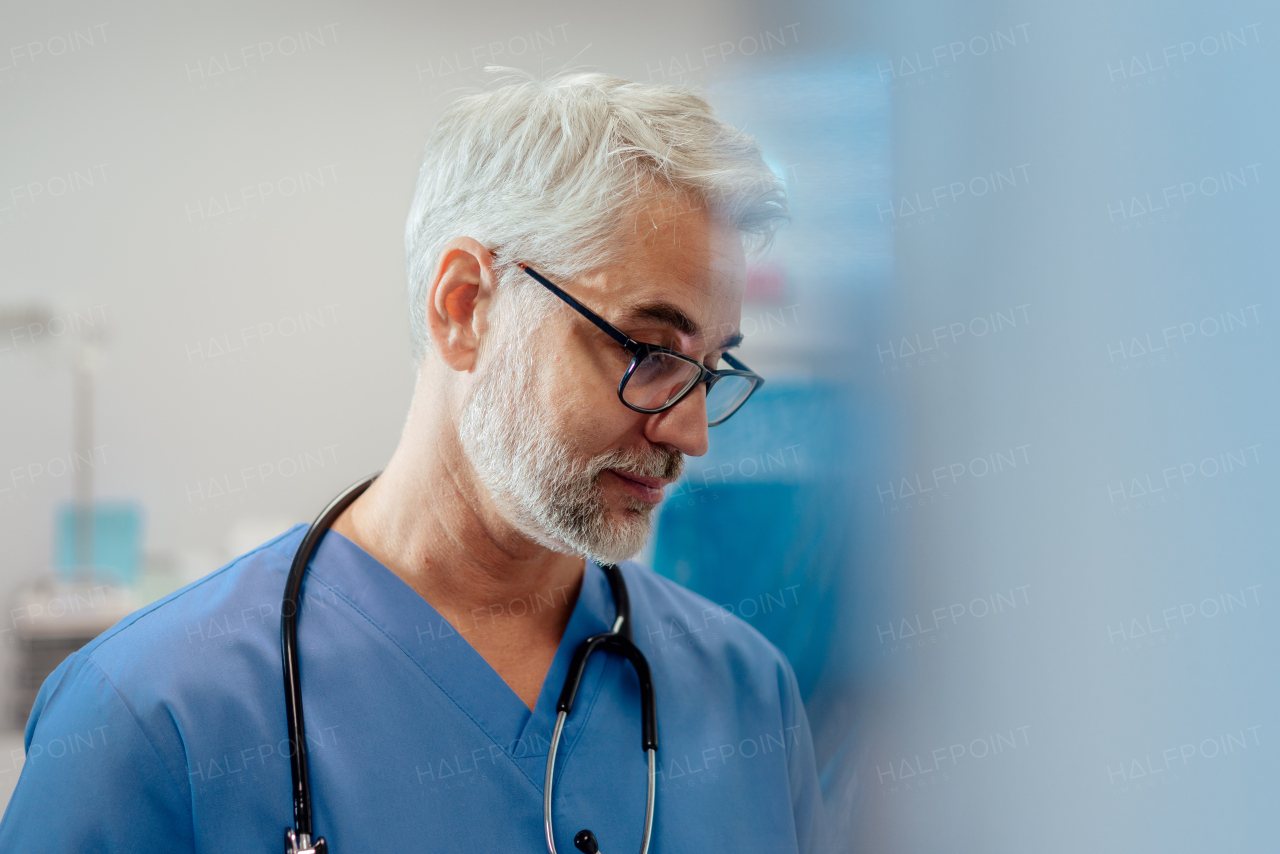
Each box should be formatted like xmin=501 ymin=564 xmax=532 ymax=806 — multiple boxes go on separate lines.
xmin=2 ymin=0 xmax=1277 ymax=849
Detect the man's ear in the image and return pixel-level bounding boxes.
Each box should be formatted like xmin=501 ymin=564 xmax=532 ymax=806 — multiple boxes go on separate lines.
xmin=426 ymin=238 xmax=496 ymax=371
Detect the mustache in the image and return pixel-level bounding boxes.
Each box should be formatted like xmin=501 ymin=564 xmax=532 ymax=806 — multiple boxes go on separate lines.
xmin=590 ymin=445 xmax=685 ymax=483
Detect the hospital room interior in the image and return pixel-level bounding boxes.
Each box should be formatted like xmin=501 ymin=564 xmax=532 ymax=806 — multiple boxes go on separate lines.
xmin=1 ymin=0 xmax=1276 ymax=849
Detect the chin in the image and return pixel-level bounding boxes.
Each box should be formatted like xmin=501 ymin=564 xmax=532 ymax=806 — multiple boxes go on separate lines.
xmin=592 ymin=512 xmax=653 ymax=563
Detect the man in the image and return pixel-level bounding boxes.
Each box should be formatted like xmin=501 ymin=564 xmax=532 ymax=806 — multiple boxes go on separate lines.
xmin=0 ymin=72 xmax=825 ymax=853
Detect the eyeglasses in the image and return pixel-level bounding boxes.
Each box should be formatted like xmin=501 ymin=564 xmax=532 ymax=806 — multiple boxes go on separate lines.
xmin=518 ymin=264 xmax=764 ymax=427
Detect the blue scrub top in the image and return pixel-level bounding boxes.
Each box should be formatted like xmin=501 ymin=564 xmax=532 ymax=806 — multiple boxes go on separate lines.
xmin=0 ymin=525 xmax=826 ymax=852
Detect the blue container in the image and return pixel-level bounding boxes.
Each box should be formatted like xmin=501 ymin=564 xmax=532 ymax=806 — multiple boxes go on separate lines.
xmin=54 ymin=501 xmax=144 ymax=587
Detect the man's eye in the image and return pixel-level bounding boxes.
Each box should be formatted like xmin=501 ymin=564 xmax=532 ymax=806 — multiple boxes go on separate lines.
xmin=637 ymin=335 xmax=679 ymax=351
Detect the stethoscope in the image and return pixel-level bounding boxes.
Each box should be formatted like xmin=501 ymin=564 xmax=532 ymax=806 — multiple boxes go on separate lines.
xmin=281 ymin=473 xmax=658 ymax=854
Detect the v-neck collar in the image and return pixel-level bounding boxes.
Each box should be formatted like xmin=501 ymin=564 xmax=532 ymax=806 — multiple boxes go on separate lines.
xmin=304 ymin=528 xmax=618 ymax=792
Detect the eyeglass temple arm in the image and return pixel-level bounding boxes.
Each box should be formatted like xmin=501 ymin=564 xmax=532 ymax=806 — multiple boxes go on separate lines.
xmin=518 ymin=264 xmax=637 ymax=352
xmin=520 ymin=264 xmax=762 ymax=392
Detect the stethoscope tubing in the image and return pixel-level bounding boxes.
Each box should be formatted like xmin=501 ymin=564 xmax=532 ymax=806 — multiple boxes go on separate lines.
xmin=282 ymin=473 xmax=659 ymax=854
xmin=281 ymin=473 xmax=379 ymax=852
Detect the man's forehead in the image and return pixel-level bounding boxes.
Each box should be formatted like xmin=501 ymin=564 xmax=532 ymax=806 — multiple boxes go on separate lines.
xmin=585 ymin=191 xmax=748 ymax=346
xmin=603 ymin=238 xmax=746 ymax=343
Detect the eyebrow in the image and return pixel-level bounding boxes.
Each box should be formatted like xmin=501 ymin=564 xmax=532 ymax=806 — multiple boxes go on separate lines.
xmin=617 ymin=301 xmax=743 ymax=351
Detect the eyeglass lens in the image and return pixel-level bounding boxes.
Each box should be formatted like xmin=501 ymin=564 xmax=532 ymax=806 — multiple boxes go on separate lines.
xmin=623 ymin=352 xmax=703 ymax=411
xmin=704 ymin=374 xmax=756 ymax=424
xmin=622 ymin=353 xmax=756 ymax=423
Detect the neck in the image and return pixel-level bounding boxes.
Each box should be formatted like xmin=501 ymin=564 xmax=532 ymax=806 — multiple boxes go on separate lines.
xmin=331 ymin=370 xmax=587 ymax=649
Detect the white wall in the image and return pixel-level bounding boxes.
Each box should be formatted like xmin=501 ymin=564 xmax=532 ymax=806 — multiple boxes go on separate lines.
xmin=2 ymin=0 xmax=820 ymax=579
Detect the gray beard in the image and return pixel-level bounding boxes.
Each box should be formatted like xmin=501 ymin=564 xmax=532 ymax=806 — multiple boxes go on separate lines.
xmin=458 ymin=324 xmax=684 ymax=565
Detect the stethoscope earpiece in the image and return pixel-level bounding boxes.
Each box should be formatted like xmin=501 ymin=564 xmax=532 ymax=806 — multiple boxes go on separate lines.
xmin=574 ymin=829 xmax=600 ymax=853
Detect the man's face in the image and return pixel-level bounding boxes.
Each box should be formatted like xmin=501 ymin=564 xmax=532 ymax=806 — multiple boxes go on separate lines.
xmin=459 ymin=193 xmax=747 ymax=563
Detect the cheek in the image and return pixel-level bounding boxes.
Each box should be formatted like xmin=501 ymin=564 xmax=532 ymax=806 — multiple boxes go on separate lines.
xmin=545 ymin=331 xmax=618 ymax=412
xmin=544 ymin=367 xmax=650 ymax=456
xmin=531 ymin=321 xmax=649 ymax=450
xmin=528 ymin=354 xmax=603 ymax=441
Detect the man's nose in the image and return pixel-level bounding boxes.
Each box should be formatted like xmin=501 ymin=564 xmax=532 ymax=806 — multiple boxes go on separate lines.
xmin=643 ymin=384 xmax=710 ymax=457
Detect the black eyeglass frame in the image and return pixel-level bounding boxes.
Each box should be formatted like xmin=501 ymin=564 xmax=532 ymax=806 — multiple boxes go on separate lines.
xmin=517 ymin=263 xmax=764 ymax=427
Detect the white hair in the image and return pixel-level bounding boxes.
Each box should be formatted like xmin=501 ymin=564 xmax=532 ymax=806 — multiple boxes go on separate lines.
xmin=404 ymin=69 xmax=788 ymax=362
